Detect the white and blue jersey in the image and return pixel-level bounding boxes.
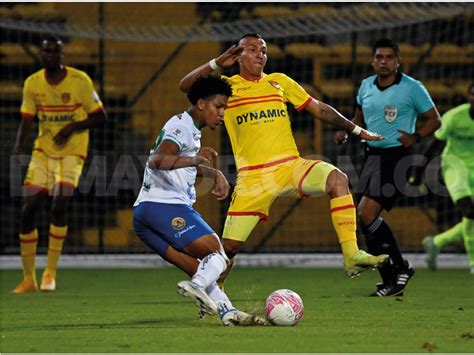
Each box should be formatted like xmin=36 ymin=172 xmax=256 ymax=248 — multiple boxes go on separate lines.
xmin=357 ymin=72 xmax=434 ymax=148
xmin=133 ymin=111 xmax=214 ymax=256
xmin=134 ymin=111 xmax=201 ymax=206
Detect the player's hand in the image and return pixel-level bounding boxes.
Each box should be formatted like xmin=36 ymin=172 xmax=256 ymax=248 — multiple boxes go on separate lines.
xmin=397 ymin=129 xmax=416 ymax=148
xmin=212 ymin=170 xmax=230 ymax=200
xmin=360 ymin=129 xmax=384 ymax=141
xmin=54 ymin=123 xmax=77 ymax=146
xmin=334 ymin=130 xmax=349 ymax=145
xmin=216 ymin=45 xmax=244 ymax=68
xmin=193 ymin=147 xmax=218 ymax=166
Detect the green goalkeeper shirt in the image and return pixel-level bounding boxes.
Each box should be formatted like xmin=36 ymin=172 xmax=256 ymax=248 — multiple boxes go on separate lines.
xmin=435 ymin=103 xmax=474 ymax=169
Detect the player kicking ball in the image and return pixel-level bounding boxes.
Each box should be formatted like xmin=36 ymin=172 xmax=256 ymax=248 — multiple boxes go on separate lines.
xmin=133 ymin=75 xmax=266 ymax=326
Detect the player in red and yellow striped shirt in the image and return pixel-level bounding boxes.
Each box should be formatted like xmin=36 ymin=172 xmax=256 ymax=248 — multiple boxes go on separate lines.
xmin=179 ymin=33 xmax=389 ymax=285
xmin=12 ymin=36 xmax=107 ymax=293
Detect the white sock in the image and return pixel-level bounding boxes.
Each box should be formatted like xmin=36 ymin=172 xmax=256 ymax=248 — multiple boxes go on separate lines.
xmin=206 ymin=281 xmax=231 ymax=306
xmin=191 ymin=252 xmax=227 ymax=289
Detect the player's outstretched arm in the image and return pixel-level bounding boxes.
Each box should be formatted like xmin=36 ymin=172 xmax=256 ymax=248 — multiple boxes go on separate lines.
xmin=179 ymin=45 xmax=243 ymax=93
xmin=53 ymin=109 xmax=107 ymax=146
xmin=334 ymin=107 xmax=366 ymax=145
xmin=306 ymin=99 xmax=384 ymax=142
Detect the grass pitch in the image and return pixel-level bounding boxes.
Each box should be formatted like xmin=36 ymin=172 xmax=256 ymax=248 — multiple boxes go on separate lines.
xmin=1 ymin=267 xmax=473 ymax=353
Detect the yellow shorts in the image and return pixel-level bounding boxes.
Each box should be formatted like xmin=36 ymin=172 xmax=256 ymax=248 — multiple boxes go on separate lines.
xmin=227 ymin=156 xmax=337 ymax=220
xmin=24 ymin=149 xmax=85 ymax=192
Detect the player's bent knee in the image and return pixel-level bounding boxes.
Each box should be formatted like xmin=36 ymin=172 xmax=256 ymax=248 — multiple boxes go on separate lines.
xmin=223 ymin=239 xmax=243 ymax=258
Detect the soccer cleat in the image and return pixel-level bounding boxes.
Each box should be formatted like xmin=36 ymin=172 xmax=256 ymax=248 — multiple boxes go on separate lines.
xmin=177 ymin=280 xmax=217 ymax=316
xmin=343 ymin=250 xmax=389 ymax=277
xmin=368 ymin=282 xmax=386 ymax=297
xmin=218 ymin=302 xmax=268 ymax=326
xmin=40 ymin=274 xmax=56 ymax=292
xmin=373 ymin=262 xmax=415 ymax=297
xmin=422 ymin=236 xmax=438 ymax=271
xmin=12 ymin=278 xmax=38 ymax=294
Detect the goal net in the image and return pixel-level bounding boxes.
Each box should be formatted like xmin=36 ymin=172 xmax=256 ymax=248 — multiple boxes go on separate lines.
xmin=1 ymin=2 xmax=472 ymax=255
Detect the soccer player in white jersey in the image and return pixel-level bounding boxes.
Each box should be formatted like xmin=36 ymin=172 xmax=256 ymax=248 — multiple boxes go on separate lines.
xmin=133 ymin=76 xmax=265 ymax=326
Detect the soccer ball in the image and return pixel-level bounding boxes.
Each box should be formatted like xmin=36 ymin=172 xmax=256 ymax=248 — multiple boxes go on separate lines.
xmin=264 ymin=289 xmax=304 ymax=326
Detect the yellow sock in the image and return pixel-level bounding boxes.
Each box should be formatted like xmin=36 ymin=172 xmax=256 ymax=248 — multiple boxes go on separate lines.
xmin=19 ymin=229 xmax=38 ymax=281
xmin=45 ymin=224 xmax=68 ymax=278
xmin=330 ymin=194 xmax=359 ymax=260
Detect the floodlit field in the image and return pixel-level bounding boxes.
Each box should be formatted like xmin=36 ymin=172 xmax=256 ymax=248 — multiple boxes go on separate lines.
xmin=1 ymin=268 xmax=473 ymax=353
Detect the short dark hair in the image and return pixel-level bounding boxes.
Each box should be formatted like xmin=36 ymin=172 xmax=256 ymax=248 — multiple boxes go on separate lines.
xmin=372 ymin=38 xmax=400 ymax=59
xmin=238 ymin=33 xmax=263 ymax=44
xmin=187 ymin=76 xmax=232 ymax=105
xmin=41 ymin=36 xmax=64 ymax=50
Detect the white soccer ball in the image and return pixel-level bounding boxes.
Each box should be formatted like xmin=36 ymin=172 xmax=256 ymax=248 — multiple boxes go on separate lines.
xmin=264 ymin=289 xmax=304 ymax=326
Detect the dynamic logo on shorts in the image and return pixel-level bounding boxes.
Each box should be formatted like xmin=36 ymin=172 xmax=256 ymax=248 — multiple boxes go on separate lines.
xmin=171 ymin=217 xmax=186 ymax=230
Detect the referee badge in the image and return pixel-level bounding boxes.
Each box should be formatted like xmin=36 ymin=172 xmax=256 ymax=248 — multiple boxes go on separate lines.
xmin=384 ymin=105 xmax=398 ymax=123
xmin=171 ymin=217 xmax=186 ymax=230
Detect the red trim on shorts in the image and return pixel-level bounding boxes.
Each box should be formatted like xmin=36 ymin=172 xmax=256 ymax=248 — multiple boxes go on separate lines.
xmin=239 ymin=156 xmax=298 ymax=172
xmin=20 ymin=238 xmax=38 ymax=244
xmin=330 ymin=204 xmax=355 ymax=213
xmin=23 ymin=184 xmax=49 ymax=193
xmin=227 ymin=211 xmax=268 ymax=222
xmin=33 ymin=148 xmax=87 ymax=160
xmin=21 ymin=112 xmax=35 ymax=120
xmin=49 ymin=233 xmax=66 ymax=240
xmin=297 ymin=160 xmax=322 ymax=199
xmin=296 ymin=97 xmax=312 ymax=111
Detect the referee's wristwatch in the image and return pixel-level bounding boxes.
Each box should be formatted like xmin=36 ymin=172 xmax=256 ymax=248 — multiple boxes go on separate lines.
xmin=413 ymin=132 xmax=422 ymax=143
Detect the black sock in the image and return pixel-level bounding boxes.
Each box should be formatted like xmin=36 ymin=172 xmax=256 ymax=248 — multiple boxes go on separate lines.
xmin=363 ymin=227 xmax=395 ymax=285
xmin=364 ymin=217 xmax=405 ymax=268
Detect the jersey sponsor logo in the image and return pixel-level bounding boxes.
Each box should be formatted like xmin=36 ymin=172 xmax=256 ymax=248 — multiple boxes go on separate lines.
xmin=236 ymin=109 xmax=286 ymax=125
xmin=39 ymin=113 xmax=75 ymax=122
xmin=61 ymin=92 xmax=70 ymax=103
xmin=269 ymin=80 xmax=281 ymax=89
xmin=174 ymin=224 xmax=196 ymax=239
xmin=384 ymin=105 xmax=398 ymax=123
xmin=171 ymin=217 xmax=186 ymax=230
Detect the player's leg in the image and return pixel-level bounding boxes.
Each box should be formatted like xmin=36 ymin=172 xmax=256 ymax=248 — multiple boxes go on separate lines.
xmin=423 ymin=224 xmax=463 ymax=271
xmin=41 ymin=155 xmax=84 ymax=291
xmin=13 ymin=151 xmax=50 ymax=293
xmin=458 ymin=196 xmax=474 ymax=273
xmin=358 ymin=197 xmax=414 ymax=296
xmin=12 ymin=187 xmax=48 ymax=293
xmin=220 ymin=215 xmax=261 ymax=288
xmin=299 ymin=161 xmax=389 ymax=276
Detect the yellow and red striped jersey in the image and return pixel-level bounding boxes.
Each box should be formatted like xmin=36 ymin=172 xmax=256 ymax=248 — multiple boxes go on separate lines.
xmin=20 ymin=66 xmax=103 ymax=158
xmin=222 ymin=73 xmax=311 ymax=171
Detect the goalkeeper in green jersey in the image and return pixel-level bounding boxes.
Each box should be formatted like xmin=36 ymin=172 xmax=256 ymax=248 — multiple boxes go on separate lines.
xmin=422 ymin=83 xmax=474 ymax=273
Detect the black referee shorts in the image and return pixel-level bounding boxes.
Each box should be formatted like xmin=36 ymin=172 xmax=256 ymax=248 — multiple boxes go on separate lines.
xmin=356 ymin=145 xmax=412 ymax=211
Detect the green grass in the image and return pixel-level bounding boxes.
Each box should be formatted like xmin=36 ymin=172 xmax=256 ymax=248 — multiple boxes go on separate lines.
xmin=1 ymin=267 xmax=473 ymax=353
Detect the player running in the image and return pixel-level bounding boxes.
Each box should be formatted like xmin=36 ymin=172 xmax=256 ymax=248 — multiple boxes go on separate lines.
xmin=422 ymin=83 xmax=474 ymax=273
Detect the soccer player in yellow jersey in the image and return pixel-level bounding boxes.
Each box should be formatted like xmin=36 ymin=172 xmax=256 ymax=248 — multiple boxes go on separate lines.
xmin=179 ymin=33 xmax=389 ymax=283
xmin=11 ymin=36 xmax=107 ymax=293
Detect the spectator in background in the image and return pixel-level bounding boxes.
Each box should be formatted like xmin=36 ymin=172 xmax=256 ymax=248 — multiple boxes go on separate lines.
xmin=335 ymin=38 xmax=442 ymax=296
xmin=423 ymin=83 xmax=474 ymax=273
xmin=12 ymin=36 xmax=107 ymax=293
